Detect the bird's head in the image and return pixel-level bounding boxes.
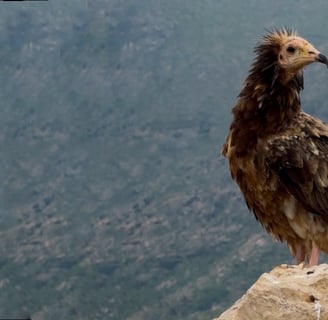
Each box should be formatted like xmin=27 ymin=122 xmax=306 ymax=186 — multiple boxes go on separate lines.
xmin=252 ymin=28 xmax=328 ymax=84
xmin=278 ymin=36 xmax=328 ymax=71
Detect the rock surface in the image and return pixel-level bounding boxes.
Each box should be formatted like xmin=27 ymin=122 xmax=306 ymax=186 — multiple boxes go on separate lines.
xmin=214 ymin=263 xmax=328 ymax=320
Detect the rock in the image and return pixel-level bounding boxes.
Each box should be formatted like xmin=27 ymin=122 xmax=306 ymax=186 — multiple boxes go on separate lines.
xmin=214 ymin=263 xmax=328 ymax=320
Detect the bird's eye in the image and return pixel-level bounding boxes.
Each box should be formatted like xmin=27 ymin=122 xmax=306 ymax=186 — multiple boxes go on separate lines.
xmin=286 ymin=46 xmax=296 ymax=53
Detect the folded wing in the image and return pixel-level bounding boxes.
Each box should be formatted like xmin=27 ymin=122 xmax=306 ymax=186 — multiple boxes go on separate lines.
xmin=266 ymin=115 xmax=328 ymax=220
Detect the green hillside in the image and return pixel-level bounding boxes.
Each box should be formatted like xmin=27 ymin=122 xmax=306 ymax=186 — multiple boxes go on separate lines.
xmin=1 ymin=1 xmax=328 ymax=319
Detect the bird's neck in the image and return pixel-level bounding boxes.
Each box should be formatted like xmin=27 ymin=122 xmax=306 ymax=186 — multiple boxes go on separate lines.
xmin=236 ymin=70 xmax=302 ymax=129
xmin=228 ymin=75 xmax=302 ymax=154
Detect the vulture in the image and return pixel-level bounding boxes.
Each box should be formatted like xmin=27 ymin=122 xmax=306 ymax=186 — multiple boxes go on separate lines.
xmin=222 ymin=28 xmax=328 ymax=267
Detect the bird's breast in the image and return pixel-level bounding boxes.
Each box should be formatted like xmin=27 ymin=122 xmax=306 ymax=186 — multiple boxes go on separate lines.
xmin=228 ymin=147 xmax=300 ymax=239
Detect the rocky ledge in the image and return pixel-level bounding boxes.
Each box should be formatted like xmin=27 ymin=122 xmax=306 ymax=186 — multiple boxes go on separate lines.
xmin=214 ymin=263 xmax=328 ymax=320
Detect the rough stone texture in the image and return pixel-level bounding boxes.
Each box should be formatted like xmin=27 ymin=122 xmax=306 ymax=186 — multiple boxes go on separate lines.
xmin=214 ymin=263 xmax=328 ymax=320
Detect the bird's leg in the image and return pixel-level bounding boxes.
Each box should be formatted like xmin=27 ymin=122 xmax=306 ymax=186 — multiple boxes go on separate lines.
xmin=308 ymin=242 xmax=320 ymax=267
xmin=295 ymin=245 xmax=305 ymax=264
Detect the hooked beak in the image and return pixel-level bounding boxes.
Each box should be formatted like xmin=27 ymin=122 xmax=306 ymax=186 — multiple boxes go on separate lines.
xmin=316 ymin=53 xmax=328 ymax=67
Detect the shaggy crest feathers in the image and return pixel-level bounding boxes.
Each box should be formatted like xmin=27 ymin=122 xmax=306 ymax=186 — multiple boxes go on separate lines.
xmin=247 ymin=28 xmax=303 ymax=91
xmin=259 ymin=27 xmax=297 ymax=47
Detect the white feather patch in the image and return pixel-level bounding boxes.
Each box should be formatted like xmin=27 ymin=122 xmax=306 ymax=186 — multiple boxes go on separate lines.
xmin=284 ymin=197 xmax=296 ymax=220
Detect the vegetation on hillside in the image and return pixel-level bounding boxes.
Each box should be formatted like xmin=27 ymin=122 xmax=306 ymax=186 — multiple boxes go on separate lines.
xmin=1 ymin=1 xmax=328 ymax=319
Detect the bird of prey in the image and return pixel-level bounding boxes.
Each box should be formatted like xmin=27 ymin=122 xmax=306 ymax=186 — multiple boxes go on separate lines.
xmin=222 ymin=28 xmax=328 ymax=267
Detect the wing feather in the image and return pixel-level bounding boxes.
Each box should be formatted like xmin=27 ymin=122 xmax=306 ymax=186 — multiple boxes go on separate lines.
xmin=265 ymin=120 xmax=328 ymax=220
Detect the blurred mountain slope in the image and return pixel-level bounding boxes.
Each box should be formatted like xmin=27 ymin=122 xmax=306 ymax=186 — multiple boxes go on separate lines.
xmin=1 ymin=1 xmax=328 ymax=319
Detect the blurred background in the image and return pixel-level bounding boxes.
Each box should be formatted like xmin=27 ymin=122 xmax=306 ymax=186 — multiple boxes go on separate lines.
xmin=1 ymin=1 xmax=328 ymax=319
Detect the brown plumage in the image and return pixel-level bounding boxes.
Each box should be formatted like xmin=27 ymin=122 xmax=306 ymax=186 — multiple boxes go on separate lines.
xmin=222 ymin=28 xmax=328 ymax=267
